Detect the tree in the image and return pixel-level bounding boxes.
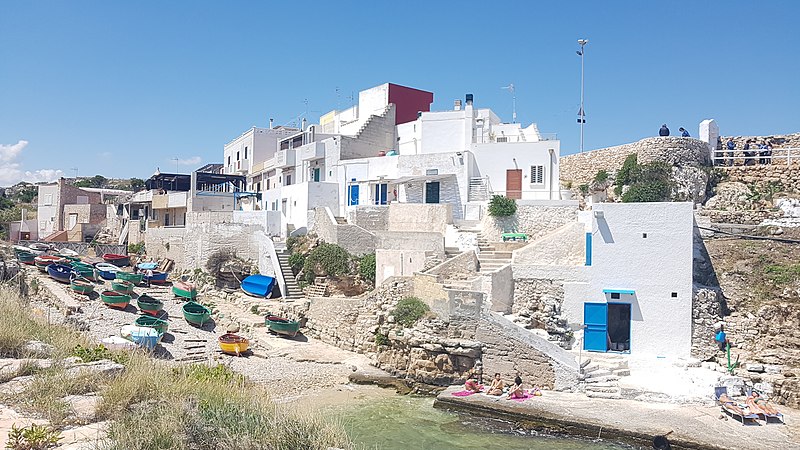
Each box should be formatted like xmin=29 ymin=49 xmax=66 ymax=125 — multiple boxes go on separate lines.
xmin=90 ymin=175 xmax=108 ymax=188
xmin=130 ymin=178 xmax=145 ymax=192
xmin=488 ymin=195 xmax=517 ymax=217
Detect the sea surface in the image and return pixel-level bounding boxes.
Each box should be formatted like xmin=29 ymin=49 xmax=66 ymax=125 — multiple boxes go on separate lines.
xmin=331 ymin=395 xmax=629 ymax=450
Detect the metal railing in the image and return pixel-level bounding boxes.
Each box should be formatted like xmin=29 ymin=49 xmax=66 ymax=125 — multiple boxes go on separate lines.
xmin=712 ymin=147 xmax=800 ymax=166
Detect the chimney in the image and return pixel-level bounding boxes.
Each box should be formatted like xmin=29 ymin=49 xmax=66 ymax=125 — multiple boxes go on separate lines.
xmin=269 ymin=118 xmax=274 ymax=129
xmin=454 ymin=99 xmax=462 ymax=111
xmin=301 ymin=118 xmax=307 ymax=131
xmin=465 ymin=94 xmax=474 ymax=106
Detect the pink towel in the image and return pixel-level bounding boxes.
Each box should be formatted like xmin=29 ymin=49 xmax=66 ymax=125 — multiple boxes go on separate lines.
xmin=507 ymin=393 xmax=534 ymax=402
xmin=451 ymin=390 xmax=479 ymax=397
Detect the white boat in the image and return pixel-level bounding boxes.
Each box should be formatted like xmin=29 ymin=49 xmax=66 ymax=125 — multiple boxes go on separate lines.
xmin=120 ymin=325 xmax=160 ymax=350
xmin=101 ymin=335 xmax=139 ymax=351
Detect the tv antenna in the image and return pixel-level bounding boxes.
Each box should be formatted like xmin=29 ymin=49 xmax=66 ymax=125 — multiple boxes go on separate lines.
xmin=501 ymin=83 xmax=517 ymax=123
xmin=70 ymin=167 xmax=78 ymax=180
xmin=173 ymin=157 xmax=179 ymax=173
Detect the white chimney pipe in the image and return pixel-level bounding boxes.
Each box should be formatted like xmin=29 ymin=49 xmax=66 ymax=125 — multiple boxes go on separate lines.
xmin=269 ymin=118 xmax=274 ymax=129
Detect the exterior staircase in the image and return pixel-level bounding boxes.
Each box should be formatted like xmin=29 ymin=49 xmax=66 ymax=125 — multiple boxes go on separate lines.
xmin=580 ymin=353 xmax=630 ymax=399
xmin=334 ymin=216 xmax=347 ymax=225
xmin=468 ymin=177 xmax=489 ymax=201
xmin=276 ymin=250 xmax=302 ymax=300
xmin=477 ymin=232 xmax=511 ymax=273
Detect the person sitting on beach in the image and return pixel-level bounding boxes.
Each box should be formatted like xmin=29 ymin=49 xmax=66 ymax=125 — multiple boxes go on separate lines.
xmin=747 ymin=391 xmax=780 ymax=415
xmin=464 ymin=378 xmax=483 ymax=393
xmin=487 ymin=373 xmax=504 ymax=396
xmin=507 ymin=375 xmax=525 ymax=399
xmin=531 ymin=385 xmax=543 ymax=396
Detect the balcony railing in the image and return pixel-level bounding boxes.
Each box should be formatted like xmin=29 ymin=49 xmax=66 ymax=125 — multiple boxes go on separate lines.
xmin=712 ymin=147 xmax=800 ymax=166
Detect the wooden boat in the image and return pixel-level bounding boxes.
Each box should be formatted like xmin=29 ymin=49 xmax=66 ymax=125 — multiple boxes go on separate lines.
xmin=94 ymin=262 xmax=119 ymax=280
xmin=144 ymin=270 xmax=168 ymax=284
xmin=218 ymin=333 xmax=249 ymax=356
xmin=54 ymin=249 xmax=80 ymax=262
xmin=134 ymin=315 xmax=169 ymax=335
xmin=70 ymin=277 xmax=95 ymax=295
xmin=241 ymin=274 xmax=276 ymax=298
xmin=29 ymin=242 xmax=52 ymax=253
xmin=265 ymin=315 xmax=301 ymax=338
xmin=35 ymin=255 xmax=65 ymax=272
xmin=111 ymin=280 xmax=134 ymax=294
xmin=47 ymin=263 xmax=74 ymax=283
xmin=137 ymin=262 xmax=158 ymax=271
xmin=102 ymin=253 xmax=130 ymax=267
xmin=70 ymin=262 xmax=97 ymax=281
xmin=182 ymin=301 xmax=211 ymax=326
xmin=172 ymin=281 xmax=197 ymax=300
xmin=15 ymin=249 xmax=35 ymax=265
xmin=116 ymin=271 xmax=143 ymax=285
xmin=136 ymin=295 xmax=163 ymax=316
xmin=100 ymin=290 xmax=131 ymax=310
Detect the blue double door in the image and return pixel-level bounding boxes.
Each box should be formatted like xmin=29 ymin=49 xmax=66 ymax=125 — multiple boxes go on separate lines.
xmin=583 ymin=302 xmax=631 ymax=352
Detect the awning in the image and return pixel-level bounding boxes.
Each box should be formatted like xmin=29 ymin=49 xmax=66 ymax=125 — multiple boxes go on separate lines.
xmin=392 ymin=174 xmax=455 ymax=184
xmin=602 ymin=289 xmax=636 ymax=295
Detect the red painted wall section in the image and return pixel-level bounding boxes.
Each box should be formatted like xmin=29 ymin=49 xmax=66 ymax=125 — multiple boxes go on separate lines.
xmin=387 ymin=83 xmax=434 ymax=125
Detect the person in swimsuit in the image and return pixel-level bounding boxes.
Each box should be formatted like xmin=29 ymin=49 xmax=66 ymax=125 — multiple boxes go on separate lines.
xmin=487 ymin=373 xmax=504 ymax=396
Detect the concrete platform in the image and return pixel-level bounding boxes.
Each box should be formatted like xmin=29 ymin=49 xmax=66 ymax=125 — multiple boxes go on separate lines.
xmin=434 ymin=386 xmax=799 ymax=450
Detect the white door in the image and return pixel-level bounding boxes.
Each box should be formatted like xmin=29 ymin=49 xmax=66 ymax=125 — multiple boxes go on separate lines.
xmin=68 ymin=213 xmax=78 ymax=230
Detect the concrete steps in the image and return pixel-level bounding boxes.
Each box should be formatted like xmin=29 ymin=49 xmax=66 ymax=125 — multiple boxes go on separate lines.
xmin=334 ymin=217 xmax=347 ymax=225
xmin=276 ymin=251 xmax=302 ymax=300
xmin=579 ymin=354 xmax=629 ymax=399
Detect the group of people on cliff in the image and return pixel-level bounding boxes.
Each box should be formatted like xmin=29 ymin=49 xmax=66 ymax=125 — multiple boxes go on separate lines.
xmin=658 ymin=124 xmax=691 ymax=137
xmin=716 ymin=137 xmax=775 ymax=166
xmin=463 ymin=373 xmax=542 ymax=399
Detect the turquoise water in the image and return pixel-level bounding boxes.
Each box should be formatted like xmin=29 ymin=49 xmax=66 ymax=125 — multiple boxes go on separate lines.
xmin=332 ymin=395 xmax=628 ymax=450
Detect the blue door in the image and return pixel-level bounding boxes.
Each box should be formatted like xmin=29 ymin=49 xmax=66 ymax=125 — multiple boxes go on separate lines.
xmin=583 ymin=302 xmax=608 ymax=352
xmin=348 ymin=185 xmax=359 ymax=206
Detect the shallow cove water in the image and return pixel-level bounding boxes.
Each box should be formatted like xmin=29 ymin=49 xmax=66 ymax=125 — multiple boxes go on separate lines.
xmin=329 ymin=395 xmax=628 ymax=450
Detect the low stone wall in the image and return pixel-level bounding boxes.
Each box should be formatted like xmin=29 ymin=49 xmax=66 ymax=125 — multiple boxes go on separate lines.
xmin=311 ymin=207 xmax=376 ymax=256
xmin=718 ymin=164 xmax=800 ymax=195
xmin=348 ymin=206 xmax=389 ymax=231
xmin=481 ymin=202 xmax=579 ymax=243
xmin=388 ymin=203 xmax=452 ymax=234
xmin=559 ymin=136 xmax=712 ymax=186
xmin=424 ymin=250 xmax=478 ymax=279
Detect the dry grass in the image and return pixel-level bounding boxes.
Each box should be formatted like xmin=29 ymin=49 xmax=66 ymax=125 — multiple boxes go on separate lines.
xmin=0 ymin=285 xmax=355 ymax=449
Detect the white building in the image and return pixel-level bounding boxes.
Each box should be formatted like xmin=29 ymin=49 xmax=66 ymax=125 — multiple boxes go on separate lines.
xmin=230 ymin=82 xmax=561 ymax=234
xmin=223 ymin=126 xmax=298 ymax=182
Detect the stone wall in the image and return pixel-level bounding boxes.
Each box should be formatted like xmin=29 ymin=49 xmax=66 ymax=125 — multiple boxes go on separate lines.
xmin=387 ymin=203 xmax=452 ymax=234
xmin=348 ymin=206 xmax=389 ymax=231
xmin=560 ymin=137 xmax=711 ymax=186
xmin=719 ymin=133 xmax=800 ymax=166
xmin=481 ymin=202 xmax=579 ymax=243
xmin=718 ymin=164 xmax=800 ymax=195
xmin=512 ymin=222 xmax=585 ymax=266
xmin=510 ymin=279 xmax=571 ymax=348
xmin=424 ymin=250 xmax=478 ymax=279
xmin=311 ymin=207 xmax=376 ymax=256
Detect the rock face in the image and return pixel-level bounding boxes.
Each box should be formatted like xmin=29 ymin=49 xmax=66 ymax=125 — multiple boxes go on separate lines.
xmin=511 ymin=279 xmax=572 ymax=348
xmin=560 ymin=136 xmax=711 ymax=188
xmin=481 ymin=204 xmax=578 ymax=243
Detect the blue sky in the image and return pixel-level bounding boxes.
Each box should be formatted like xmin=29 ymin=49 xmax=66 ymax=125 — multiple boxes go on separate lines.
xmin=1 ymin=1 xmax=797 ymax=185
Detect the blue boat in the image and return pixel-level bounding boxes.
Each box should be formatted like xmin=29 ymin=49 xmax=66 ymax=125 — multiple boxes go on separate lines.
xmin=94 ymin=262 xmax=119 ymax=280
xmin=241 ymin=274 xmax=276 ymax=298
xmin=47 ymin=263 xmax=75 ymax=283
xmin=137 ymin=262 xmax=159 ymax=271
xmin=144 ymin=270 xmax=168 ymax=284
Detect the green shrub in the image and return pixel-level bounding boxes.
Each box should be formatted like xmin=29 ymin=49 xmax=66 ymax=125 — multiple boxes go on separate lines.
xmin=288 ymin=252 xmax=306 ymax=275
xmin=5 ymin=423 xmax=61 ymax=449
xmin=286 ymin=236 xmax=300 ymax=253
xmin=621 ymin=180 xmax=671 ymax=203
xmin=593 ymin=169 xmax=609 ymax=184
xmin=488 ymin=195 xmax=517 ymax=217
xmin=303 ymin=243 xmax=351 ymax=283
xmin=393 ymin=297 xmax=430 ymax=327
xmin=613 ymin=154 xmax=673 ymax=203
xmin=578 ymin=184 xmax=589 ymax=195
xmin=127 ymin=242 xmax=145 ymax=255
xmin=71 ymin=344 xmax=128 ymax=365
xmin=615 ymin=154 xmax=639 ymax=187
xmin=764 ymin=264 xmax=800 ymax=285
xmin=359 ymin=253 xmax=376 ymax=284
xmin=374 ymin=332 xmax=389 ymax=346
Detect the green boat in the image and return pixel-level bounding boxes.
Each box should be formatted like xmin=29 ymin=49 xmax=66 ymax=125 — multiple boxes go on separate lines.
xmin=134 ymin=315 xmax=168 ymax=335
xmin=16 ymin=251 xmax=35 ymax=265
xmin=71 ymin=264 xmax=96 ymax=281
xmin=172 ymin=281 xmax=197 ymax=300
xmin=182 ymin=301 xmax=211 ymax=326
xmin=116 ymin=271 xmax=144 ymax=285
xmin=69 ymin=277 xmax=94 ymax=295
xmin=100 ymin=290 xmax=131 ymax=310
xmin=265 ymin=315 xmax=301 ymax=338
xmin=136 ymin=295 xmax=163 ymax=316
xmin=111 ymin=280 xmax=134 ymax=294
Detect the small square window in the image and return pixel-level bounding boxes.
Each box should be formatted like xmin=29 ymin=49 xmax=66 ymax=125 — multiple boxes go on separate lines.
xmin=642 ymin=233 xmax=648 ymax=238
xmin=610 ymin=293 xmax=621 ymax=300
xmin=671 ymin=292 xmax=678 ymax=298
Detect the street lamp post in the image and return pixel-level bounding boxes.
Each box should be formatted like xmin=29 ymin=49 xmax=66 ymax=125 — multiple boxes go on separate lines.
xmin=577 ymin=39 xmax=588 ymax=153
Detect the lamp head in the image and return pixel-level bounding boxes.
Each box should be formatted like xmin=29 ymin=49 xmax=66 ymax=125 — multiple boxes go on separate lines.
xmin=577 ymin=39 xmax=588 ymax=46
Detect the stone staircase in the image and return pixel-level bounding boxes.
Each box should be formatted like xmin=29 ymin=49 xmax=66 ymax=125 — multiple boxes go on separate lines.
xmin=334 ymin=216 xmax=347 ymax=225
xmin=580 ymin=353 xmax=630 ymax=399
xmin=468 ymin=177 xmax=489 ymax=201
xmin=276 ymin=250 xmax=302 ymax=300
xmin=476 ymin=232 xmax=511 ymax=273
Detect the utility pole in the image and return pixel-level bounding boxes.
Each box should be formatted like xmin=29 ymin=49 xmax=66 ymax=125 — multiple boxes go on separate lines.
xmin=501 ymin=84 xmax=517 ymax=124
xmin=577 ymin=39 xmax=589 ymax=152
xmin=173 ymin=157 xmax=179 ymax=173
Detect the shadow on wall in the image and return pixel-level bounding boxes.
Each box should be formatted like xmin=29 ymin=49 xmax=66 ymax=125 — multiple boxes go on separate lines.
xmin=597 ymin=217 xmax=614 ymax=243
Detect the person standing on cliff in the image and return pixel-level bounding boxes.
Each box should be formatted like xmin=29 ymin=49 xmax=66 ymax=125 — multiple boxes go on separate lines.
xmin=743 ymin=139 xmax=754 ymax=165
xmin=679 ymin=127 xmax=691 ymax=137
xmin=659 ymin=124 xmax=670 ymax=136
xmin=726 ymin=138 xmax=736 ymax=166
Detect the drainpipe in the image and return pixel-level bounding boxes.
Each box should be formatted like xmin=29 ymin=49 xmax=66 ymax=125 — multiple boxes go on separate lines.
xmin=548 ymin=148 xmax=555 ymax=200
